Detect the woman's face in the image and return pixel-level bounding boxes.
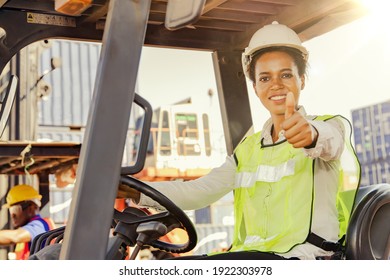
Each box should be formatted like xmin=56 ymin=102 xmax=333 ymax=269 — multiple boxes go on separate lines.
xmin=252 ymin=51 xmax=305 ymax=119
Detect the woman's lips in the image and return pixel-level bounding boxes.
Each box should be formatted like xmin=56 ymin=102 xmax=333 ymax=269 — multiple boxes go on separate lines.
xmin=269 ymin=94 xmax=286 ymax=101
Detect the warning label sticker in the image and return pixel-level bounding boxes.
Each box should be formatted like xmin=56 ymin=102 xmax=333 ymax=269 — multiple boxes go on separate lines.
xmin=27 ymin=12 xmax=76 ymax=27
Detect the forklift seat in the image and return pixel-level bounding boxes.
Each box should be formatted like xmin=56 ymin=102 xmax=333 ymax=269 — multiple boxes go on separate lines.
xmin=345 ymin=184 xmax=390 ymax=260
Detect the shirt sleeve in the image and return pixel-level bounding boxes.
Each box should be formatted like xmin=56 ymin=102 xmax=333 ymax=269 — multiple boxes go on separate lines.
xmin=22 ymin=220 xmax=47 ymax=241
xmin=138 ymin=155 xmax=237 ymax=210
xmin=304 ymin=117 xmax=345 ymax=161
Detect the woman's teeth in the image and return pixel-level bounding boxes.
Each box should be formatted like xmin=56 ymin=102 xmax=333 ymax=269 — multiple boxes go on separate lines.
xmin=270 ymin=95 xmax=286 ymax=100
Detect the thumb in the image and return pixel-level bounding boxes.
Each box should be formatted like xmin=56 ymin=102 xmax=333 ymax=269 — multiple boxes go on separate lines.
xmin=285 ymin=92 xmax=296 ymax=119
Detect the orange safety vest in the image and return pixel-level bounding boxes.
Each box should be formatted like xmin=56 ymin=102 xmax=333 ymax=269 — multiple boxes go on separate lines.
xmin=14 ymin=216 xmax=55 ymax=260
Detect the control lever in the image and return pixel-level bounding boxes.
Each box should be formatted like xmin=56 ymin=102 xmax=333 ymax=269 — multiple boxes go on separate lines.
xmin=129 ymin=221 xmax=168 ymax=260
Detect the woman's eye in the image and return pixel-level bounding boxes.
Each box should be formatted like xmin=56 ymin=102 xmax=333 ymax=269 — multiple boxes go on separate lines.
xmin=282 ymin=73 xmax=293 ymax=79
xmin=259 ymin=76 xmax=269 ymax=82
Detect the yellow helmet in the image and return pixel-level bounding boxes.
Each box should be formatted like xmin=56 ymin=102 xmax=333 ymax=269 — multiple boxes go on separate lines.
xmin=3 ymin=184 xmax=42 ymax=208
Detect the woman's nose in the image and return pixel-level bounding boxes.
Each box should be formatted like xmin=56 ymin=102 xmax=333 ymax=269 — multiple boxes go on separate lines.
xmin=270 ymin=76 xmax=283 ymax=89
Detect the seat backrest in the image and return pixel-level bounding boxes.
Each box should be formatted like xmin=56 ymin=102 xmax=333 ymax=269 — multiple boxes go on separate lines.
xmin=345 ymin=184 xmax=390 ymax=260
xmin=30 ymin=226 xmax=65 ymax=255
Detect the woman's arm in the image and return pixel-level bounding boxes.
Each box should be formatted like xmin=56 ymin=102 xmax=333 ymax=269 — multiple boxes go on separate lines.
xmin=304 ymin=118 xmax=345 ymax=161
xmin=139 ymin=156 xmax=237 ymax=210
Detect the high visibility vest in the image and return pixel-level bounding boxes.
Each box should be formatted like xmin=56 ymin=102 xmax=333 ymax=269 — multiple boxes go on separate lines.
xmin=231 ymin=115 xmax=360 ymax=253
xmin=14 ymin=216 xmax=55 ymax=260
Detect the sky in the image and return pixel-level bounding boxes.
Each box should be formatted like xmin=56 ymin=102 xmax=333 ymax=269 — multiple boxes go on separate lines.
xmin=137 ymin=10 xmax=390 ymax=136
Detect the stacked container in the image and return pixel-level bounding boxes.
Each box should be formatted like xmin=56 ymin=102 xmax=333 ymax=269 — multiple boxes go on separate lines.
xmin=352 ymin=101 xmax=390 ymax=186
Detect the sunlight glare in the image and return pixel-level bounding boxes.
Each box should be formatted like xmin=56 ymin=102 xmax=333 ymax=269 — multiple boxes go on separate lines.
xmin=354 ymin=0 xmax=390 ymax=44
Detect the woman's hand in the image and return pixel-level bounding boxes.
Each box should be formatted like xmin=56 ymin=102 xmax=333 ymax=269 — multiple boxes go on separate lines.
xmin=282 ymin=92 xmax=318 ymax=148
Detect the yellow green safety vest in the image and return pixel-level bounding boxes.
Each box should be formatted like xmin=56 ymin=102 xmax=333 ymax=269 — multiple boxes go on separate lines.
xmin=231 ymin=115 xmax=360 ymax=253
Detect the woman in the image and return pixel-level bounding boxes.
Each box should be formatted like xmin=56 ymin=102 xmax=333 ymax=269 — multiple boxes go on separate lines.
xmin=120 ymin=22 xmax=359 ymax=260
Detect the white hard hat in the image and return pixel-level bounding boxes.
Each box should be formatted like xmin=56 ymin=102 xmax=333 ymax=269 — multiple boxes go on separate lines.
xmin=242 ymin=21 xmax=308 ymax=79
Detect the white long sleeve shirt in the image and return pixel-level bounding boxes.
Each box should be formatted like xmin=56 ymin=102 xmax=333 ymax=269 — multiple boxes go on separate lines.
xmin=140 ymin=107 xmax=345 ymax=259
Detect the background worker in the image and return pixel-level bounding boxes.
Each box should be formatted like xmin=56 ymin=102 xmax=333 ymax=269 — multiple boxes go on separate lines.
xmin=0 ymin=184 xmax=54 ymax=260
xmin=118 ymin=21 xmax=359 ymax=260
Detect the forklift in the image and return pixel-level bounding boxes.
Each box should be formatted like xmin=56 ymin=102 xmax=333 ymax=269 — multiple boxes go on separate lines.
xmin=0 ymin=0 xmax=389 ymax=260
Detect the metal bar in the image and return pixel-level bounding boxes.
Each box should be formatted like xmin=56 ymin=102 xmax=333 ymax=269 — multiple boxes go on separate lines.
xmin=0 ymin=144 xmax=81 ymax=157
xmin=14 ymin=54 xmax=21 ymax=141
xmin=0 ymin=9 xmax=104 ymax=74
xmin=38 ymin=171 xmax=50 ymax=218
xmin=0 ymin=158 xmax=44 ymax=174
xmin=83 ymin=1 xmax=110 ymax=23
xmin=203 ymin=0 xmax=229 ymax=14
xmin=0 ymin=156 xmax=19 ymax=165
xmin=60 ymin=0 xmax=151 ymax=259
xmin=144 ymin=24 xmax=232 ymax=51
xmin=28 ymin=157 xmax=77 ymax=174
xmin=212 ymin=50 xmax=252 ymax=154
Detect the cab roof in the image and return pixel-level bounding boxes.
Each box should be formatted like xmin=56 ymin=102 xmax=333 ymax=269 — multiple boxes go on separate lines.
xmin=0 ymin=0 xmax=367 ymax=68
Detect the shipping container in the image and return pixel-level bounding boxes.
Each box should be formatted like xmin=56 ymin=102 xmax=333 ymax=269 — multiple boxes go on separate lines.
xmin=352 ymin=100 xmax=390 ymax=164
xmin=38 ymin=40 xmax=101 ymax=127
xmin=38 ymin=39 xmax=143 ymax=128
xmin=360 ymin=160 xmax=390 ymax=186
xmin=352 ymin=100 xmax=390 ymax=186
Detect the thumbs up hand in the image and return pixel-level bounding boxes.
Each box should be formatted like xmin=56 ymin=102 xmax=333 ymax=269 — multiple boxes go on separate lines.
xmin=281 ymin=92 xmax=317 ymax=148
xmin=284 ymin=92 xmax=295 ymax=119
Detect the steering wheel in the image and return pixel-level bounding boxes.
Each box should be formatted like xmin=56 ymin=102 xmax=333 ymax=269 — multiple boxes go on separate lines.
xmin=30 ymin=175 xmax=197 ymax=260
xmin=114 ymin=175 xmax=197 ymax=254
